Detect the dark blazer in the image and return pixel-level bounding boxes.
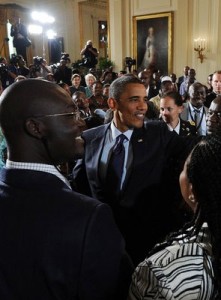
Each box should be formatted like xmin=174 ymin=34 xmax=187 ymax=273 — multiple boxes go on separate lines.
xmin=0 ymin=168 xmax=133 ymax=300
xmin=10 ymin=23 xmax=28 ymax=48
xmin=179 ymin=118 xmax=197 ymax=136
xmin=73 ymin=121 xmax=196 ymax=264
xmin=177 ymin=75 xmax=187 ymax=90
xmin=204 ymin=91 xmax=216 ymax=108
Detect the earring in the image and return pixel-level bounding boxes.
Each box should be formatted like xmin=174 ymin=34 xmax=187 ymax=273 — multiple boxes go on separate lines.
xmin=188 ymin=194 xmax=195 ymax=203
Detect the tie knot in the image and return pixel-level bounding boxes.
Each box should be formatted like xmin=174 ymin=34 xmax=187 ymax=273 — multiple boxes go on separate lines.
xmin=194 ymin=108 xmax=200 ymax=114
xmin=117 ymin=134 xmax=127 ymax=143
xmin=113 ymin=134 xmax=127 ymax=153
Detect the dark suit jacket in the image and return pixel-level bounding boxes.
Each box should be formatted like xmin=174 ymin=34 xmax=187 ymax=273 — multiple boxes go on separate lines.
xmin=179 ymin=118 xmax=197 ymax=136
xmin=10 ymin=23 xmax=28 ymax=48
xmin=0 ymin=168 xmax=133 ymax=300
xmin=177 ymin=75 xmax=187 ymax=90
xmin=204 ymin=91 xmax=216 ymax=108
xmin=73 ymin=121 xmax=196 ymax=264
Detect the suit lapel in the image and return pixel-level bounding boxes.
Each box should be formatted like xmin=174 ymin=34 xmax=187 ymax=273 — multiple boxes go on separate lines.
xmin=84 ymin=124 xmax=110 ymax=185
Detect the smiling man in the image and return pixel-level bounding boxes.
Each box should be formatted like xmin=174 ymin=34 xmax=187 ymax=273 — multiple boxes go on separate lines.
xmin=206 ymin=95 xmax=221 ymax=136
xmin=0 ymin=79 xmax=133 ymax=300
xmin=180 ymin=82 xmax=208 ymax=136
xmin=73 ymin=74 xmax=196 ymax=265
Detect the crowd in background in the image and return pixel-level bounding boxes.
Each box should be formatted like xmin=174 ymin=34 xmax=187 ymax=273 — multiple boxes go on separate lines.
xmin=1 ymin=45 xmax=221 ymax=299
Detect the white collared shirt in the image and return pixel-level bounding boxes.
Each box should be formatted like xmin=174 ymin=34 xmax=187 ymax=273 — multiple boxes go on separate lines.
xmin=6 ymin=160 xmax=72 ymax=189
xmin=188 ymin=103 xmax=207 ymax=136
xmin=167 ymin=118 xmax=181 ymax=135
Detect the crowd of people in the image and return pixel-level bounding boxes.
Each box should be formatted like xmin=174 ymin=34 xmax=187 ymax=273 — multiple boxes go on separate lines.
xmin=0 ymin=45 xmax=221 ymax=299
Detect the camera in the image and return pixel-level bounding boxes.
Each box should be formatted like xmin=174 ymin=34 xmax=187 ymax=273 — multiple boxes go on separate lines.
xmin=125 ymin=57 xmax=136 ymax=67
xmin=60 ymin=53 xmax=70 ymax=62
xmin=10 ymin=54 xmax=22 ymax=66
xmin=0 ymin=63 xmax=8 ymax=76
xmin=33 ymin=56 xmax=44 ymax=72
xmin=33 ymin=56 xmax=44 ymax=66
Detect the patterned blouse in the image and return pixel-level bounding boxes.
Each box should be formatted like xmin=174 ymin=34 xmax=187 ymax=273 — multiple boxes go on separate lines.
xmin=128 ymin=223 xmax=215 ymax=300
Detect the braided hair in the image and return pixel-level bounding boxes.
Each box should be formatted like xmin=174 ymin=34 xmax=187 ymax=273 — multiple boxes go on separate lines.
xmin=187 ymin=135 xmax=221 ymax=298
xmin=149 ymin=135 xmax=221 ymax=298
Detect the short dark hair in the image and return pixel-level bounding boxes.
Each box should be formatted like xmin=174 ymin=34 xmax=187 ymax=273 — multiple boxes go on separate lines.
xmin=109 ymin=74 xmax=143 ymax=100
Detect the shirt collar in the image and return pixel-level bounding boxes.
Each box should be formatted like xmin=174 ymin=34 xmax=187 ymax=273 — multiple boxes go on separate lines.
xmin=189 ymin=102 xmax=203 ymax=113
xmin=167 ymin=118 xmax=180 ymax=134
xmin=6 ymin=160 xmax=71 ymax=189
xmin=110 ymin=121 xmax=133 ymax=141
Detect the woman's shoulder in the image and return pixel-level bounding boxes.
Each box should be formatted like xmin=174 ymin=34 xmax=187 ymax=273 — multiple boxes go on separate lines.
xmin=128 ymin=241 xmax=214 ymax=300
xmin=144 ymin=241 xmax=207 ymax=268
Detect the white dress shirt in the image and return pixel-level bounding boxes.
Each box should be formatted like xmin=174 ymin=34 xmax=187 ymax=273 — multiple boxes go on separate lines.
xmin=6 ymin=160 xmax=71 ymax=189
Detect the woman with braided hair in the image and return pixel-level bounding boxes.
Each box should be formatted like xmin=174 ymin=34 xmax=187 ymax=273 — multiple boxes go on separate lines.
xmin=128 ymin=135 xmax=221 ymax=300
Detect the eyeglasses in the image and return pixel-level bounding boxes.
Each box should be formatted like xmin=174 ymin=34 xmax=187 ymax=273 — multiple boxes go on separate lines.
xmin=33 ymin=111 xmax=81 ymax=121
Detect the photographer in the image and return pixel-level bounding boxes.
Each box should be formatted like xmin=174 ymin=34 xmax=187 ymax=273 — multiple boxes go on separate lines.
xmin=0 ymin=56 xmax=18 ymax=89
xmin=10 ymin=17 xmax=31 ymax=62
xmin=53 ymin=53 xmax=72 ymax=85
xmin=125 ymin=57 xmax=136 ymax=73
xmin=34 ymin=57 xmax=52 ymax=79
xmin=17 ymin=55 xmax=29 ymax=77
xmin=80 ymin=40 xmax=98 ymax=68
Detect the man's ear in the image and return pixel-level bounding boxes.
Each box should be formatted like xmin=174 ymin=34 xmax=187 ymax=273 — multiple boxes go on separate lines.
xmin=25 ymin=118 xmax=46 ymax=139
xmin=108 ymin=98 xmax=118 ymax=110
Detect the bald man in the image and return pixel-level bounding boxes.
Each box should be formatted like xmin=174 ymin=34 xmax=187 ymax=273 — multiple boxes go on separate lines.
xmin=0 ymin=79 xmax=132 ymax=300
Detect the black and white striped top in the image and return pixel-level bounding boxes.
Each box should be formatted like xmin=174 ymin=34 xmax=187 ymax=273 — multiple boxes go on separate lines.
xmin=128 ymin=223 xmax=215 ymax=300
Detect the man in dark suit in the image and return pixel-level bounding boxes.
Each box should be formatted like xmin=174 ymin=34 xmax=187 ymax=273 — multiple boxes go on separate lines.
xmin=0 ymin=79 xmax=132 ymax=299
xmin=205 ymin=70 xmax=221 ymax=108
xmin=10 ymin=18 xmax=31 ymax=61
xmin=177 ymin=65 xmax=190 ymax=90
xmin=73 ymin=75 xmax=195 ymax=265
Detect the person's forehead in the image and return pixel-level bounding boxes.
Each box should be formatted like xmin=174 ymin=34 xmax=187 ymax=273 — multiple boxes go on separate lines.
xmin=189 ymin=69 xmax=195 ymax=74
xmin=76 ymin=93 xmax=86 ymax=99
xmin=160 ymin=97 xmax=176 ymax=106
xmin=163 ymin=81 xmax=173 ymax=87
xmin=212 ymin=73 xmax=221 ymax=81
xmin=121 ymin=83 xmax=146 ymax=95
xmin=94 ymin=82 xmax=102 ymax=87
